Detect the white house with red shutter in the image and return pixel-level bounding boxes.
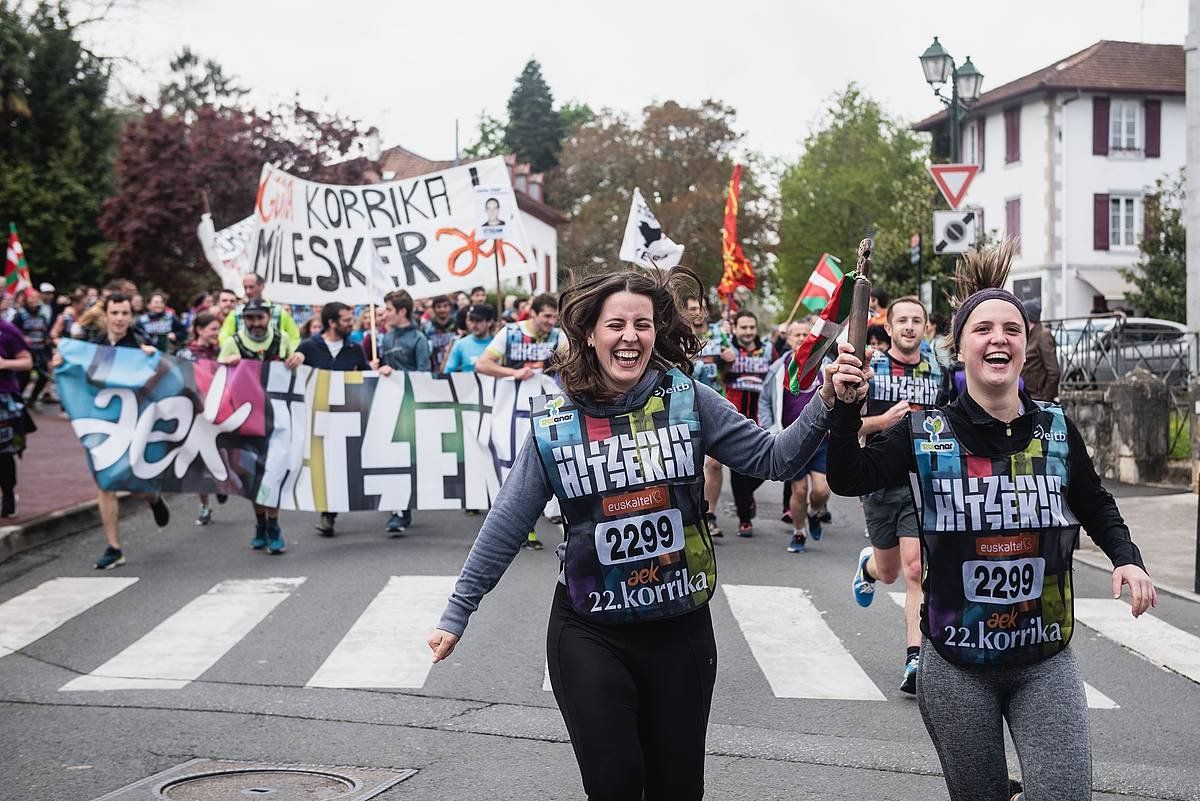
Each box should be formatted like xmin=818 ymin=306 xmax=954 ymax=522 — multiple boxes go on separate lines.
xmin=914 ymin=41 xmax=1184 ymax=318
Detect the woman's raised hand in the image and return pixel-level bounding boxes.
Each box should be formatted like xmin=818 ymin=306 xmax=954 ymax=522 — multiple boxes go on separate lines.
xmin=819 ymin=342 xmax=872 ymax=406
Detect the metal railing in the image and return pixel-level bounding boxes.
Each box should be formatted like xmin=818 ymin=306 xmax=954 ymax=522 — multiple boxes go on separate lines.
xmin=1044 ymin=314 xmax=1196 ymax=390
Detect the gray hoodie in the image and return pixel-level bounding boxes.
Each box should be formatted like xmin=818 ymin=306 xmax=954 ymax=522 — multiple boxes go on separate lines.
xmin=437 ymin=368 xmax=832 ymax=636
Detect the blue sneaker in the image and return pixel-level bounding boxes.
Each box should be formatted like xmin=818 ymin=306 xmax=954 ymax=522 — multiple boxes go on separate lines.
xmin=250 ymin=522 xmax=268 ymax=550
xmin=94 ymin=546 xmax=125 ymax=570
xmin=267 ymin=521 xmax=286 ymax=554
xmin=900 ymin=655 xmax=919 ymax=695
xmin=786 ymin=533 xmax=807 ymax=553
xmin=807 ymin=512 xmax=823 ymax=542
xmin=852 ymin=546 xmax=876 ymax=607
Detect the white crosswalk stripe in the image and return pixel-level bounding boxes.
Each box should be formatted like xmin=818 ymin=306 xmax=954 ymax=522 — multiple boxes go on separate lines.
xmin=886 ymin=592 xmax=1121 ymax=709
xmin=0 ymin=577 xmax=138 ymax=658
xmin=5 ymin=574 xmax=1189 ymax=705
xmin=307 ymin=575 xmax=457 ymax=689
xmin=60 ymin=578 xmax=305 ymax=691
xmin=1075 ymin=598 xmax=1200 ymax=684
xmin=724 ymin=584 xmax=886 ymax=701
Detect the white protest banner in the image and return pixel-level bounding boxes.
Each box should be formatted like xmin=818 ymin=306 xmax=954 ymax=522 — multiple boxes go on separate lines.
xmin=619 ymin=187 xmax=684 ymax=269
xmin=250 ymin=157 xmax=533 ymax=304
xmin=197 ymin=213 xmax=255 ymax=296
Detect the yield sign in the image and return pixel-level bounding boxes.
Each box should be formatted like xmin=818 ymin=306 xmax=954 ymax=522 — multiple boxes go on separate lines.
xmin=928 ymin=164 xmax=979 ymax=209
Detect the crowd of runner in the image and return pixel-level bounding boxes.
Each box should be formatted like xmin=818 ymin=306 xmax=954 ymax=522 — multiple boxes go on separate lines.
xmin=5 ymin=240 xmax=1150 ymax=801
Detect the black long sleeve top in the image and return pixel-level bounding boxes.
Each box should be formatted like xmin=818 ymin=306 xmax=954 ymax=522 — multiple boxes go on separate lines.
xmin=825 ymin=389 xmax=1145 ymax=571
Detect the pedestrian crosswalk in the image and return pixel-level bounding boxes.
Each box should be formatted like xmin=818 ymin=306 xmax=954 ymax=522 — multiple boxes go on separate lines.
xmin=2 ymin=575 xmax=1198 ymax=708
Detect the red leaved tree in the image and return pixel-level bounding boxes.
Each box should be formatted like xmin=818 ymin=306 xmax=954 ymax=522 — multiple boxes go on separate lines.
xmin=100 ymin=101 xmax=368 ymax=299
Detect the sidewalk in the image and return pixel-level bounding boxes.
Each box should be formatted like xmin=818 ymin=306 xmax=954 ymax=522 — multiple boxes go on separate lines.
xmin=0 ymin=407 xmax=115 ymax=562
xmin=1080 ymin=481 xmax=1200 ymax=600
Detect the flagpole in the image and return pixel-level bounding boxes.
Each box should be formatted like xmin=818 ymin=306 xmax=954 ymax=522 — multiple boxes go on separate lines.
xmin=782 ymin=292 xmax=806 ymax=328
xmin=367 ymin=262 xmax=379 ymax=364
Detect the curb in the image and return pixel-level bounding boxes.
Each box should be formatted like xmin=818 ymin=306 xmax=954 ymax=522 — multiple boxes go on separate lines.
xmin=1074 ymin=550 xmax=1200 ymax=604
xmin=0 ymin=492 xmax=136 ymax=564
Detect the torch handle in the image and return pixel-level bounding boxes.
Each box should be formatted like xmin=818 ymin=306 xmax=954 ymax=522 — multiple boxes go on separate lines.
xmin=846 ymin=277 xmax=872 ymax=366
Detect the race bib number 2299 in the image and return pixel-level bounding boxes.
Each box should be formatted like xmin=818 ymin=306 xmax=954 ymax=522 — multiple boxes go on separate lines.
xmin=595 ymin=509 xmax=685 ymax=566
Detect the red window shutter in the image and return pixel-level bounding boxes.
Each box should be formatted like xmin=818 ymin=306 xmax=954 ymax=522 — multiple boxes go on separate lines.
xmin=1005 ymin=107 xmax=1020 ymax=163
xmin=1144 ymin=99 xmax=1161 ymax=158
xmin=1006 ymin=198 xmax=1022 ymax=253
xmin=978 ymin=117 xmax=985 ymax=171
xmin=1093 ymin=193 xmax=1110 ymax=250
xmin=1093 ymin=97 xmax=1110 ymax=156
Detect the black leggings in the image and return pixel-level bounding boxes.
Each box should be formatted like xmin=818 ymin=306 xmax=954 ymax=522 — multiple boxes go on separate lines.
xmin=729 ymin=470 xmax=763 ymax=524
xmin=546 ymin=583 xmax=717 ymax=801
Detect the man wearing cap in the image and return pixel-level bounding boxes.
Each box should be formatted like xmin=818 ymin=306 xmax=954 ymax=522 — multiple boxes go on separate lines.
xmin=442 ymin=305 xmax=496 ymax=373
xmin=218 ymin=274 xmax=300 ymax=348
xmin=219 ymin=298 xmax=304 ymax=555
xmin=1020 ymin=299 xmax=1061 ymax=402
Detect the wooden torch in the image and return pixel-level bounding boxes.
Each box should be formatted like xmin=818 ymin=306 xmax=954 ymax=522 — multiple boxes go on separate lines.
xmin=846 ymin=238 xmax=873 ymax=365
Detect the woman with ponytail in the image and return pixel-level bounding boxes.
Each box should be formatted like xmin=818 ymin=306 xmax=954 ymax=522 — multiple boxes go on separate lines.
xmin=427 ymin=265 xmax=864 ymax=800
xmin=825 ymin=240 xmax=1156 ymax=801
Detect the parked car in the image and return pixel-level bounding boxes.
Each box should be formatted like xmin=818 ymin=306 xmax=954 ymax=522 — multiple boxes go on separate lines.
xmin=1051 ymin=315 xmax=1192 ymax=387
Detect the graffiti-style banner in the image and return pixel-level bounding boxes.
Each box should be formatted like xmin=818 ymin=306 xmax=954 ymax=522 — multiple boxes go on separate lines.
xmin=251 ymin=157 xmax=532 ymax=304
xmin=56 ymin=340 xmax=556 ymax=511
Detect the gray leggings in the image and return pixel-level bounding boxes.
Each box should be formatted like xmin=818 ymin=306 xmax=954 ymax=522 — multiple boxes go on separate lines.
xmin=917 ymin=640 xmax=1092 ymax=801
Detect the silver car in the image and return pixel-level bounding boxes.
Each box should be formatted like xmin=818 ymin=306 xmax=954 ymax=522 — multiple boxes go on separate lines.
xmin=1051 ymin=315 xmax=1192 ymax=388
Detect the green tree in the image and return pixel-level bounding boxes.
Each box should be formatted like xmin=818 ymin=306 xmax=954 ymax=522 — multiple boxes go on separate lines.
xmin=778 ymin=84 xmax=936 ymax=304
xmin=461 ymin=111 xmax=507 ymax=159
xmin=504 ymin=59 xmax=562 ymax=173
xmin=548 ymin=99 xmax=775 ymax=294
xmin=158 ymin=46 xmax=248 ymax=115
xmin=0 ymin=1 xmax=119 ymax=289
xmin=1120 ymin=172 xmax=1185 ymax=322
xmin=558 ymin=100 xmax=594 ymax=135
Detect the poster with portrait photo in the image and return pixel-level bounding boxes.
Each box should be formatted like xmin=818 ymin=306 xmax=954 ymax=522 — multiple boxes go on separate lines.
xmin=474 ymin=185 xmax=512 ymax=240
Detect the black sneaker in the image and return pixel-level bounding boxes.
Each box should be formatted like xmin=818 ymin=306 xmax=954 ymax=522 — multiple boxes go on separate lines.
xmin=900 ymin=655 xmax=919 ymax=695
xmin=818 ymin=509 xmax=832 ymax=523
xmin=1 ymin=494 xmax=16 ymax=518
xmin=216 ymin=494 xmax=228 ymax=504
xmin=524 ymin=532 xmax=544 ymax=550
xmin=316 ymin=513 xmax=337 ymax=537
xmin=149 ymin=496 xmax=170 ymax=527
xmin=195 ymin=506 xmax=213 ymax=526
xmin=95 ymin=546 xmax=125 ymax=570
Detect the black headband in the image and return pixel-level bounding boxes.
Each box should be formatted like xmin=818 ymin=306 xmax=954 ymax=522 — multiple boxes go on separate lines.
xmin=951 ymin=288 xmax=1030 ymax=351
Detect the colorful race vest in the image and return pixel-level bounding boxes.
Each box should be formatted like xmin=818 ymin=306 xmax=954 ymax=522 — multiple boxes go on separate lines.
xmin=531 ymin=368 xmax=716 ymax=624
xmin=909 ymin=404 xmax=1080 ymax=667
xmin=692 ymin=322 xmax=729 ymax=392
xmin=725 ymin=341 xmax=772 ymax=394
xmin=504 ymin=322 xmax=561 ymax=369
xmin=425 ymin=320 xmax=456 ymax=370
xmin=866 ymin=350 xmax=943 ymax=417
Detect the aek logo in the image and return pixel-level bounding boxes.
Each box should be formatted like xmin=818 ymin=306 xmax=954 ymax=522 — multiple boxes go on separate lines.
xmin=919 ymin=415 xmax=956 ymax=453
xmin=539 ymin=395 xmax=575 ymax=428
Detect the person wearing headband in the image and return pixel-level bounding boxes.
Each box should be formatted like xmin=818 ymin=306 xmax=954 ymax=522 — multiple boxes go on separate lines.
xmin=824 ymin=239 xmax=1155 ymax=801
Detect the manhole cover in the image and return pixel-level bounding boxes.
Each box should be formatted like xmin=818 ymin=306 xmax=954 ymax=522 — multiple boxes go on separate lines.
xmin=162 ymin=768 xmax=354 ymax=799
xmin=91 ymin=760 xmax=416 ymax=801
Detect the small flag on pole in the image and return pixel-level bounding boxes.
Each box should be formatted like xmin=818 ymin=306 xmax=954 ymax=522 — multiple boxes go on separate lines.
xmin=798 ymin=253 xmax=844 ymax=314
xmin=4 ymin=223 xmax=32 ymax=296
xmin=787 ymin=271 xmax=856 ymax=394
xmin=619 ymin=187 xmax=684 ymax=269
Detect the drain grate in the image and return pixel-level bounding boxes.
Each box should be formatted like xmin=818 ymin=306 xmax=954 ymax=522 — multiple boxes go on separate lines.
xmin=90 ymin=759 xmax=416 ymax=801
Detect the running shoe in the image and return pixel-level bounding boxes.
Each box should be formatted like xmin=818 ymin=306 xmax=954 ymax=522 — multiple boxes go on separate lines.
xmin=266 ymin=521 xmax=286 ymax=554
xmin=1 ymin=493 xmax=16 ymax=518
xmin=216 ymin=494 xmax=228 ymax=504
xmin=94 ymin=546 xmax=125 ymax=570
xmin=786 ymin=533 xmax=807 ymax=553
xmin=852 ymin=546 xmax=876 ymax=607
xmin=807 ymin=512 xmax=823 ymax=542
xmin=524 ymin=531 xmax=544 ymax=550
xmin=464 ymin=509 xmax=481 ymax=517
xmin=196 ymin=506 xmax=213 ymax=526
xmin=737 ymin=522 xmax=753 ymax=538
xmin=1008 ymin=779 xmax=1023 ymax=801
xmin=386 ymin=513 xmax=406 ymax=535
xmin=251 ymin=522 xmax=268 ymax=550
xmin=316 ymin=513 xmax=337 ymax=537
xmin=149 ymin=496 xmax=170 ymax=527
xmin=780 ymin=509 xmax=793 ymax=525
xmin=818 ymin=509 xmax=832 ymax=523
xmin=705 ymin=513 xmax=723 ymax=538
xmin=900 ymin=655 xmax=919 ymax=695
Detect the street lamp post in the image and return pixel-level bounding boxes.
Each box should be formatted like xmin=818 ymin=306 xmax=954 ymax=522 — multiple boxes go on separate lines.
xmin=919 ymin=37 xmax=984 ymax=163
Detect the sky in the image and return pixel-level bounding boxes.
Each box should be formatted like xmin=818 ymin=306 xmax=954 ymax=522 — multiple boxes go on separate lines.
xmin=83 ymin=0 xmax=1188 ymax=166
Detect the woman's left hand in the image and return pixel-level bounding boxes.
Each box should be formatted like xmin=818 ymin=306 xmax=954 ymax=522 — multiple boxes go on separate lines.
xmin=819 ymin=342 xmax=872 ymax=406
xmin=1112 ymin=564 xmax=1156 ymax=617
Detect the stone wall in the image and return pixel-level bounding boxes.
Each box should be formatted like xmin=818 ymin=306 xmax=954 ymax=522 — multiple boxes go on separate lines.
xmin=1060 ymin=368 xmax=1171 ymax=483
